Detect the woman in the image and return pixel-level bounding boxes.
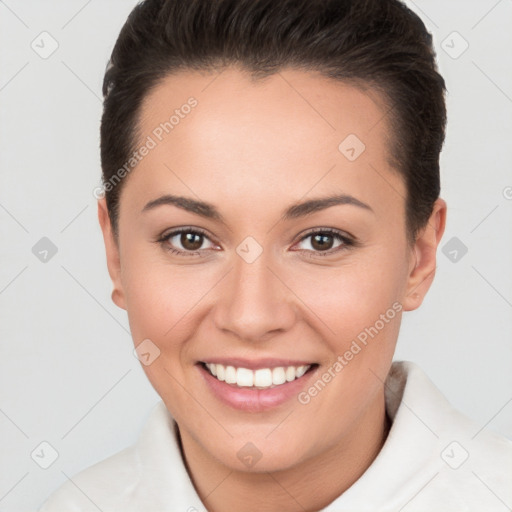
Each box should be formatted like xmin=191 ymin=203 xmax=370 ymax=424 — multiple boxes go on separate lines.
xmin=39 ymin=0 xmax=512 ymax=510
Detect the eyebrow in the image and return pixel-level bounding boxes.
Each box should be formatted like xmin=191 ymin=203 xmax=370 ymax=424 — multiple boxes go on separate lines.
xmin=141 ymin=193 xmax=374 ymax=222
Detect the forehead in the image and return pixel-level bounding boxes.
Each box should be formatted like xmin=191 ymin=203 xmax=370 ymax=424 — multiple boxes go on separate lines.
xmin=138 ymin=66 xmax=393 ymax=156
xmin=126 ymin=67 xmax=404 ymax=220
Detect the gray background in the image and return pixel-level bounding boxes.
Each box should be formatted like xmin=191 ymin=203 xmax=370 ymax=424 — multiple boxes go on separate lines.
xmin=0 ymin=1 xmax=511 ymax=511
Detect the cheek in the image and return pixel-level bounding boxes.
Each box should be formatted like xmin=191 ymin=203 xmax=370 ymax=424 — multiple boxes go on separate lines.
xmin=122 ymin=239 xmax=407 ymax=343
xmin=286 ymin=249 xmax=406 ymax=345
xmin=119 ymin=248 xmax=210 ymax=413
xmin=120 ymin=243 xmax=224 ymax=356
xmin=288 ymin=253 xmax=404 ymax=422
xmin=120 ymin=245 xmax=184 ymax=340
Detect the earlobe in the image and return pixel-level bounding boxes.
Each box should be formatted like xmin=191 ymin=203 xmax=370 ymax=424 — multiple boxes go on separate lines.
xmin=402 ymin=198 xmax=447 ymax=311
xmin=111 ymin=288 xmax=125 ymax=309
xmin=97 ymin=198 xmax=127 ymax=310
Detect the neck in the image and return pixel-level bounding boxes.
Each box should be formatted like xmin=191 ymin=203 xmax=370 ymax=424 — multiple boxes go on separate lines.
xmin=178 ymin=391 xmax=390 ymax=512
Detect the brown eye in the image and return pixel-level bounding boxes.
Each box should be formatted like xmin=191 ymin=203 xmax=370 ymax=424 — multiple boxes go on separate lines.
xmin=310 ymin=233 xmax=335 ymax=251
xmin=180 ymin=232 xmax=204 ymax=251
xmin=293 ymin=228 xmax=354 ymax=257
xmin=158 ymin=227 xmax=217 ymax=256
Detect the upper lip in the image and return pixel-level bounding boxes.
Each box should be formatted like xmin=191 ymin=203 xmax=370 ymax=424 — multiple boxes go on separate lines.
xmin=200 ymin=358 xmax=316 ymax=370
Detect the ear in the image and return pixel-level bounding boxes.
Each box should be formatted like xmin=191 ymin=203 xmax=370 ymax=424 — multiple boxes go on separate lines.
xmin=97 ymin=198 xmax=126 ymax=310
xmin=402 ymin=198 xmax=447 ymax=311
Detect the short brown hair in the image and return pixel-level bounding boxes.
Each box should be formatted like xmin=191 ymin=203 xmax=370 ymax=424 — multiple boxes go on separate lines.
xmin=100 ymin=0 xmax=447 ymax=244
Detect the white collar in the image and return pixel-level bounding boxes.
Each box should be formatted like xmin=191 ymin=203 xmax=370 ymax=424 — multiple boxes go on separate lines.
xmin=39 ymin=361 xmax=512 ymax=511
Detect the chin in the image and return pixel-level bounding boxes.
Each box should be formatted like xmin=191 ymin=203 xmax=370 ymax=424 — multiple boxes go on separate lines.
xmin=207 ymin=430 xmax=317 ymax=474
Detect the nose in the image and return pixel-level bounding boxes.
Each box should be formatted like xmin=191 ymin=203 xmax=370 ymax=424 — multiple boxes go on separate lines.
xmin=213 ymin=249 xmax=297 ymax=343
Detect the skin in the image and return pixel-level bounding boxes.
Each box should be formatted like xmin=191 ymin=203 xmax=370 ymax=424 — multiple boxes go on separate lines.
xmin=98 ymin=67 xmax=446 ymax=512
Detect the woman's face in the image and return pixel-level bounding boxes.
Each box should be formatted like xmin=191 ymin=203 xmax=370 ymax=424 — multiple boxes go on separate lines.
xmin=99 ymin=67 xmax=445 ymax=473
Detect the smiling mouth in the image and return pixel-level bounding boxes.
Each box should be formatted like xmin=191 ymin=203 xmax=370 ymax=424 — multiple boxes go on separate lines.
xmin=200 ymin=362 xmax=318 ymax=389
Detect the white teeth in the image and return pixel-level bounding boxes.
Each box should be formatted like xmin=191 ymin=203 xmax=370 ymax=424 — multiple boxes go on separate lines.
xmin=272 ymin=367 xmax=286 ymax=385
xmin=285 ymin=366 xmax=296 ymax=382
xmin=225 ymin=365 xmax=237 ymax=384
xmin=254 ymin=368 xmax=272 ymax=387
xmin=216 ymin=364 xmax=225 ymax=381
xmin=295 ymin=365 xmax=308 ymax=378
xmin=204 ymin=363 xmax=312 ymax=388
xmin=236 ymin=368 xmax=254 ymax=387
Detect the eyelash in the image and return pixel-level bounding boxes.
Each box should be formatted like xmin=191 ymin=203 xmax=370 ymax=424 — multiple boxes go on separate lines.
xmin=156 ymin=226 xmax=356 ymax=259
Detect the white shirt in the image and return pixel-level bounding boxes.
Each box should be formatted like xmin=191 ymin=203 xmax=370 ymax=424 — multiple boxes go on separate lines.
xmin=38 ymin=361 xmax=512 ymax=511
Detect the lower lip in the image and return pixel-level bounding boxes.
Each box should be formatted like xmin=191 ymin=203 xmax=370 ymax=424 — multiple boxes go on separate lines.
xmin=197 ymin=363 xmax=318 ymax=412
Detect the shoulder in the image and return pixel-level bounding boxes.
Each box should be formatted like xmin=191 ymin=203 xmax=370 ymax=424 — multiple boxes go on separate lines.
xmin=331 ymin=361 xmax=512 ymax=511
xmin=38 ymin=401 xmax=182 ymax=512
xmin=38 ymin=444 xmax=140 ymax=512
xmin=389 ymin=361 xmax=512 ymax=511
